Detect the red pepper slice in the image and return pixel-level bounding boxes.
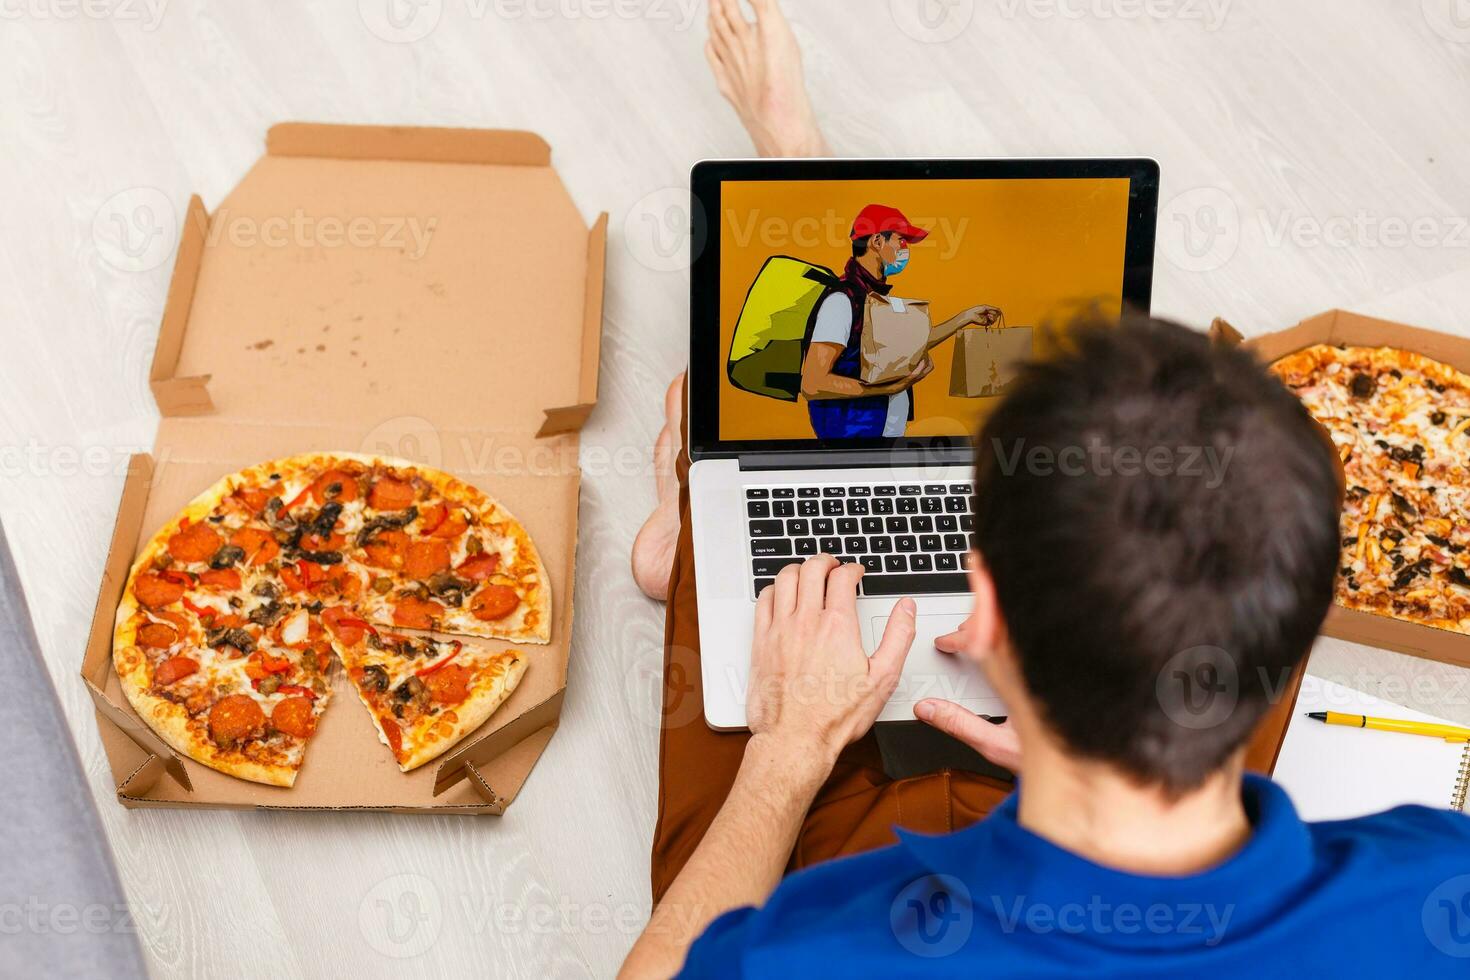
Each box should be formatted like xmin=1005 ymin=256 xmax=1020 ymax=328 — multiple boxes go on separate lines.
xmin=338 ymin=617 xmax=379 ymax=637
xmin=181 ymin=596 xmax=216 ymax=622
xmin=276 ymin=684 xmax=318 ymax=700
xmin=160 ymin=568 xmax=194 ymax=586
xmin=416 ymin=640 xmax=463 ymax=677
xmin=282 ymin=484 xmax=313 ymax=512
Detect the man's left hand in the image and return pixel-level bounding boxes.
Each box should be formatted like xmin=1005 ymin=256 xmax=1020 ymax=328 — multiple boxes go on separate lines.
xmin=747 ymin=556 xmax=917 ymax=762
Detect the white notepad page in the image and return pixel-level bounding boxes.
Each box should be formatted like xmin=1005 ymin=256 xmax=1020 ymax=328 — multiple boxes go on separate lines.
xmin=1274 ymin=675 xmax=1468 ymax=822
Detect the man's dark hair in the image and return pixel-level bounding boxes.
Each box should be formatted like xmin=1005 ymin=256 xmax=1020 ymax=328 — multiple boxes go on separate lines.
xmin=852 ymin=230 xmax=895 ymax=258
xmin=972 ymin=315 xmax=1341 ymax=794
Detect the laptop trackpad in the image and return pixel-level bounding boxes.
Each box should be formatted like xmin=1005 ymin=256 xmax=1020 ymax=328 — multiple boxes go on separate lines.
xmin=872 ymin=613 xmax=1004 ymax=706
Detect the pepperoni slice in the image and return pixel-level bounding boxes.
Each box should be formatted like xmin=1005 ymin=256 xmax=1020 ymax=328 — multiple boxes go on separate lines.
xmin=455 ymin=553 xmax=500 ymax=581
xmin=271 ymin=696 xmax=317 ymax=739
xmin=310 ymin=469 xmax=360 ymax=505
xmin=392 ymin=596 xmax=445 ymax=630
xmin=404 ymin=539 xmax=451 ymax=579
xmin=167 ymin=521 xmax=221 ymax=563
xmin=424 ymin=663 xmax=471 ymax=705
xmin=417 ymin=502 xmax=447 ymax=534
xmin=321 ymin=606 xmax=366 ymax=646
xmin=233 ymin=486 xmax=274 ymax=516
xmin=137 ymin=622 xmax=178 ymax=649
xmin=470 ymin=584 xmax=520 ymax=622
xmin=198 ymin=568 xmax=242 ymax=591
xmin=134 ymin=572 xmax=185 ymax=608
xmin=363 ymin=528 xmax=408 ymax=570
xmin=208 ymin=694 xmax=266 ymax=746
xmin=153 ymin=655 xmax=198 ymax=685
xmin=230 ymin=527 xmax=279 ymax=567
xmin=369 ymin=477 xmax=417 ymax=511
xmin=430 ymin=511 xmax=469 ymax=540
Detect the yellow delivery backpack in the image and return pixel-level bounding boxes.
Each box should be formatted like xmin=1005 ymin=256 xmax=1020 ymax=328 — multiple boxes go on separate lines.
xmin=726 ymin=256 xmax=842 ymax=401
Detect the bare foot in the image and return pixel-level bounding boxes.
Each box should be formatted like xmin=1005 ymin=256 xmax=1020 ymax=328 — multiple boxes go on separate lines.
xmin=632 ymin=373 xmax=686 ymax=601
xmin=705 ymin=0 xmax=829 ymax=158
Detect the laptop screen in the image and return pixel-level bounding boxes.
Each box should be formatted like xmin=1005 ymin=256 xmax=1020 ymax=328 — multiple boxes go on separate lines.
xmin=689 ymin=160 xmax=1158 ymax=458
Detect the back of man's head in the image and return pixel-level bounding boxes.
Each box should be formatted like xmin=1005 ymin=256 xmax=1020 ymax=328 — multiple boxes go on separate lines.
xmin=973 ymin=315 xmax=1341 ymax=794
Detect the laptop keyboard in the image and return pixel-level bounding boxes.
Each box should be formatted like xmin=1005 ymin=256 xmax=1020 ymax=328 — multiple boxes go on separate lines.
xmin=746 ymin=483 xmax=975 ymax=599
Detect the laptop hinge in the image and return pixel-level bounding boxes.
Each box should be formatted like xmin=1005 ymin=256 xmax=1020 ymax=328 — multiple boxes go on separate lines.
xmin=738 ymin=448 xmax=971 ymax=471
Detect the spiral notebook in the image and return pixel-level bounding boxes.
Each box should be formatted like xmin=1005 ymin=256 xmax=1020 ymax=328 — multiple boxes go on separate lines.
xmin=1274 ymin=676 xmax=1469 ymax=821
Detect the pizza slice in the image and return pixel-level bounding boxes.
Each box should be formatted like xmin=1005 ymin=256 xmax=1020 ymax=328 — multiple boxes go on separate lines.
xmin=321 ymin=607 xmax=528 ymax=771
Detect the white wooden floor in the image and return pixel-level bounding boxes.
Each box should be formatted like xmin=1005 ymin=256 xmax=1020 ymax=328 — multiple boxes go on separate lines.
xmin=3 ymin=1 xmax=1470 ymax=976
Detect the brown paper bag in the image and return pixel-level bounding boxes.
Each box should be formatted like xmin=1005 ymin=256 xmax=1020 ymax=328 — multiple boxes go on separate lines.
xmin=950 ymin=317 xmax=1033 ymax=398
xmin=859 ymin=294 xmax=931 ymax=384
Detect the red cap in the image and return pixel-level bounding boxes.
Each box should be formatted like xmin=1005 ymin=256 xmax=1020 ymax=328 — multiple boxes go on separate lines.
xmin=850 ymin=204 xmax=929 ymax=243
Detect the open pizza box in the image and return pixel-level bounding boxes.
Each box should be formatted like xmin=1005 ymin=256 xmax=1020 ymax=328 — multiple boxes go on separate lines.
xmin=1212 ymin=309 xmax=1470 ymax=771
xmin=79 ymin=123 xmax=606 ymax=814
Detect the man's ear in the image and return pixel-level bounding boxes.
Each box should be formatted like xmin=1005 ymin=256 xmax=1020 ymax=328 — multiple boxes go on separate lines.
xmin=962 ymin=551 xmax=1004 ymax=662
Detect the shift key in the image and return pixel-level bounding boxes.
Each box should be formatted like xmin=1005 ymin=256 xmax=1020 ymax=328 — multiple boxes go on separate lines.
xmin=752 ymin=557 xmax=804 ymax=577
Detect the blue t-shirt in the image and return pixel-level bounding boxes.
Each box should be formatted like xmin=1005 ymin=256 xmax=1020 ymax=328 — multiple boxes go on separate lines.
xmin=680 ymin=776 xmax=1470 ymax=977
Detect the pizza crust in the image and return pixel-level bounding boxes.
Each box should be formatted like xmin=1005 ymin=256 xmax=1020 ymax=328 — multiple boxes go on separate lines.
xmin=396 ymin=651 xmax=528 ymax=772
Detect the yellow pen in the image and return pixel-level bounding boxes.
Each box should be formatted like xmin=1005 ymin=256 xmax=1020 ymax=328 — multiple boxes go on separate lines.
xmin=1307 ymin=711 xmax=1470 ymax=743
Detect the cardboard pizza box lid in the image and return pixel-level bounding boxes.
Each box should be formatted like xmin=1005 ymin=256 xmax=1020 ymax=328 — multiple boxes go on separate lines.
xmin=1216 ymin=308 xmax=1470 ymax=678
xmin=80 ymin=124 xmax=605 ymax=814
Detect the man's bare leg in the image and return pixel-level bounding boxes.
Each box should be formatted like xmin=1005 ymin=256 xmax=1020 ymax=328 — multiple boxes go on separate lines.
xmin=705 ymin=0 xmax=829 ymax=158
xmin=630 ymin=0 xmax=827 ymax=600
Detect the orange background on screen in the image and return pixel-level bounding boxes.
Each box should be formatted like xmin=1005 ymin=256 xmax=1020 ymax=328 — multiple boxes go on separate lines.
xmin=717 ymin=177 xmax=1133 ymax=441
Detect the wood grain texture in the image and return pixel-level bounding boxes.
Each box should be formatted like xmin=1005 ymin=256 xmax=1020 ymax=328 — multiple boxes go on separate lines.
xmin=1 ymin=1 xmax=1468 ymax=975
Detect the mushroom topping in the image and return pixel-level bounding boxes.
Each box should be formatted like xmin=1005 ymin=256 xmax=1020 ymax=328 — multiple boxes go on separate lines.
xmin=205 ymin=626 xmax=257 ymax=654
xmin=209 ymin=544 xmax=246 ymax=569
xmin=356 ymin=507 xmax=419 ymax=547
xmin=361 ymin=665 xmax=390 ymax=693
xmin=1348 ymin=373 xmax=1376 ymax=398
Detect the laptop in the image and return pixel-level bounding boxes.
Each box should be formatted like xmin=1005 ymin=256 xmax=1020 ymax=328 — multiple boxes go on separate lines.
xmin=687 ymin=158 xmax=1160 ymax=730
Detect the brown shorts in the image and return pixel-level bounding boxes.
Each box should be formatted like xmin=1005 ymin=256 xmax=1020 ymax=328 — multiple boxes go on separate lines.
xmin=649 ymin=387 xmax=1298 ymax=902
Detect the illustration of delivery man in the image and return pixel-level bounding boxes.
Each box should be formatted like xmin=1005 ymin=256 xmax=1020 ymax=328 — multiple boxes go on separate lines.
xmin=800 ymin=204 xmax=1001 ymax=439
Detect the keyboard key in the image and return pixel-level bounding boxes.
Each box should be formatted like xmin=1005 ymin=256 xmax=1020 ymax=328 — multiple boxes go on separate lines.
xmin=897 ymin=497 xmax=918 ymax=514
xmin=936 ymin=553 xmax=958 ymax=571
xmin=944 ymin=534 xmax=967 ymax=551
xmin=886 ymin=517 xmax=908 ymax=534
xmin=924 ymin=484 xmax=946 ymax=494
xmin=753 ymin=557 xmax=802 ymax=576
xmin=798 ymin=487 xmax=820 ymax=498
xmin=798 ymin=499 xmax=820 ymax=517
xmin=844 ymin=537 xmax=868 ymax=554
xmin=822 ymin=487 xmax=846 ymax=497
xmin=945 ymin=496 xmax=968 ymax=513
xmin=751 ymin=539 xmax=793 ymax=557
xmin=822 ymin=499 xmax=844 ymax=516
xmin=754 ymin=577 xmax=774 ymax=594
xmin=911 ymin=515 xmax=933 ymax=533
xmin=813 ymin=519 xmax=835 ymax=535
xmin=795 ymin=537 xmax=818 ymax=555
xmin=773 ymin=500 xmax=795 ymax=518
xmin=872 ymin=498 xmax=894 ymax=515
xmin=861 ymin=517 xmax=883 ymax=535
xmin=848 ymin=486 xmax=871 ymax=497
xmin=846 ymin=498 xmax=869 ymax=515
xmin=836 ymin=555 xmax=859 ymax=564
xmin=910 ymin=554 xmax=934 ymax=572
xmin=746 ymin=488 xmax=769 ymax=499
xmin=772 ymin=487 xmax=795 ymax=498
xmin=863 ymin=572 xmax=967 ymax=596
xmin=874 ymin=486 xmax=897 ymax=496
xmin=860 ymin=555 xmax=883 ymax=573
xmin=884 ymin=555 xmax=908 ymax=573
xmin=937 ymin=515 xmax=958 ymax=532
xmin=819 ymin=537 xmax=843 ymax=554
xmin=748 ymin=520 xmax=783 ymax=538
xmin=786 ymin=519 xmax=810 ymax=536
xmin=747 ymin=501 xmax=770 ymax=518
xmin=871 ymin=536 xmax=894 ymax=554
xmin=837 ymin=518 xmax=859 ymax=535
xmin=895 ymin=535 xmax=917 ymax=553
xmin=960 ymin=552 xmax=976 ymax=569
xmin=899 ymin=485 xmax=921 ymax=494
xmin=949 ymin=484 xmax=973 ymax=494
xmin=960 ymin=515 xmax=975 ymax=531
xmin=920 ymin=535 xmax=942 ymax=552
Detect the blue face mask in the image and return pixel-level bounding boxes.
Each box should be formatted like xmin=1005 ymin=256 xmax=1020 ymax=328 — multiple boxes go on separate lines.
xmin=883 ymin=247 xmax=910 ymax=277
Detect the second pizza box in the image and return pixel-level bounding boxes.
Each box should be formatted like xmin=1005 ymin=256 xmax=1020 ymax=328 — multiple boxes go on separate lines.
xmin=1219 ymin=308 xmax=1470 ymax=673
xmin=79 ymin=123 xmax=606 ymax=814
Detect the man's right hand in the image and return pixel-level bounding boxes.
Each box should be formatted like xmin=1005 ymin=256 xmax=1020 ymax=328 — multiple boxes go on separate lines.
xmin=914 ymin=619 xmax=1024 ymax=772
xmin=866 ymin=356 xmax=933 ymax=396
